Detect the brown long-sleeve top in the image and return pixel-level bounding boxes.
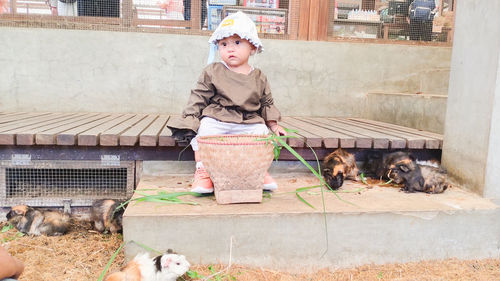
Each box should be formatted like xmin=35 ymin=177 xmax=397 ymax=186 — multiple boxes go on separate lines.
xmin=168 ymin=62 xmax=282 ymax=133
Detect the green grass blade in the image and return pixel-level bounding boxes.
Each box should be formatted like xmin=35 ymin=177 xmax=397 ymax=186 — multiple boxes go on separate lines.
xmin=380 ymin=179 xmax=394 ymax=186
xmin=296 ymin=192 xmax=315 ymax=209
xmin=130 ymin=240 xmax=162 ymax=255
xmin=97 ymin=242 xmax=125 ymax=281
xmin=295 ymin=185 xmax=322 ymax=192
xmin=360 ymin=173 xmax=368 ymax=185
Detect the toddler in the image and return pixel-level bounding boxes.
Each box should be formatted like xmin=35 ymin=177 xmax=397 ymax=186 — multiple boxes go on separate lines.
xmin=168 ymin=11 xmax=286 ymax=193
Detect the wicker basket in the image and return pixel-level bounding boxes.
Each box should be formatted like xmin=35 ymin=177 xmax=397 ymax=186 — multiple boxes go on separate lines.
xmin=197 ymin=135 xmax=274 ymax=204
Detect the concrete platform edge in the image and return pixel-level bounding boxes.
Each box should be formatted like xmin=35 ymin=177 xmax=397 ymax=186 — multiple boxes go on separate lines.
xmin=123 ymin=207 xmax=500 ymax=272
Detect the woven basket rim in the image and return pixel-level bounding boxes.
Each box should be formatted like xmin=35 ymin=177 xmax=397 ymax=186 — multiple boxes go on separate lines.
xmin=197 ymin=134 xmax=271 ymax=146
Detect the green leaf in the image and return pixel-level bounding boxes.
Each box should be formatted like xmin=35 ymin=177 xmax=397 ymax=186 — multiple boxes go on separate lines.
xmin=295 ymin=185 xmax=322 ymax=193
xmin=296 ymin=192 xmax=315 ymax=209
xmin=284 ymin=127 xmax=299 ymax=134
xmin=307 ymin=191 xmax=320 ymax=195
xmin=187 ymin=270 xmax=204 ymax=279
xmin=130 ymin=240 xmax=161 ymax=255
xmin=360 ymin=173 xmax=368 ymax=185
xmin=97 ymin=242 xmax=125 ymax=281
xmin=1 ymin=223 xmax=13 ymax=233
xmin=380 ymin=179 xmax=393 ymax=185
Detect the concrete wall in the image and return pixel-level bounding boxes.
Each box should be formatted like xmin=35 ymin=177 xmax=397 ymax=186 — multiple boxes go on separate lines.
xmin=0 ymin=27 xmax=451 ymax=132
xmin=442 ymin=0 xmax=500 ymax=198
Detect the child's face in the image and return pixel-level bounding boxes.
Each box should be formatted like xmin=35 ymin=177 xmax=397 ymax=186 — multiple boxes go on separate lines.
xmin=218 ymin=35 xmax=256 ymax=69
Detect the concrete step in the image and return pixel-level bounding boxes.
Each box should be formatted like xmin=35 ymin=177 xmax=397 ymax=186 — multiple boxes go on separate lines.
xmin=123 ymin=173 xmax=499 ymax=272
xmin=365 ymin=92 xmax=448 ymax=134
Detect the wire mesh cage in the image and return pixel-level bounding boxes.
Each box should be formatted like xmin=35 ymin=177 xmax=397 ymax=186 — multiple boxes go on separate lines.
xmin=0 ymin=0 xmax=454 ymax=43
xmin=0 ymin=160 xmax=135 ymax=207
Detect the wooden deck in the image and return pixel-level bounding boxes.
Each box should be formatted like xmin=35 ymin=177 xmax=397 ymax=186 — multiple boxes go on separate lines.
xmin=0 ymin=112 xmax=442 ymax=149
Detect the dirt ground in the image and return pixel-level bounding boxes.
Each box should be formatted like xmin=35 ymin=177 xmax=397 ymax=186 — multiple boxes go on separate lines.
xmin=1 ymin=220 xmax=499 ymax=281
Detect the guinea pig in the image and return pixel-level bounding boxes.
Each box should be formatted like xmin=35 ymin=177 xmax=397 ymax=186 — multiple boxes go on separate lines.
xmin=363 ymin=151 xmax=423 ymax=192
xmin=365 ymin=151 xmax=450 ymax=194
xmin=6 ymin=205 xmax=71 ymax=236
xmin=90 ymin=199 xmax=126 ymax=234
xmin=322 ymin=148 xmax=359 ymax=190
xmin=105 ymin=251 xmax=190 ymax=281
xmin=419 ymin=165 xmax=450 ymax=194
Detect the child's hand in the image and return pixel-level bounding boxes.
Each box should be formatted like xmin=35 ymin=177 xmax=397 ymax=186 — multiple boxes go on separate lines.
xmin=267 ymin=121 xmax=287 ymax=136
xmin=272 ymin=125 xmax=287 ymax=136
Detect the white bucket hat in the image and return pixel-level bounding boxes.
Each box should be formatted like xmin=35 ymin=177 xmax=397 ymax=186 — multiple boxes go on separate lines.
xmin=207 ymin=11 xmax=263 ymax=64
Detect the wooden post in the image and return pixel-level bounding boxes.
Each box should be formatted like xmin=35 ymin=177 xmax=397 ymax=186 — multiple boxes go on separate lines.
xmin=122 ymin=0 xmax=133 ymax=27
xmin=298 ymin=0 xmax=331 ymax=41
xmin=308 ymin=0 xmax=320 ymax=40
xmin=448 ymin=0 xmax=457 ymax=43
xmin=288 ymin=0 xmax=300 ymax=39
xmin=190 ymin=0 xmax=201 ymax=30
xmin=317 ymin=0 xmax=330 ymax=40
xmin=298 ymin=0 xmax=310 ymax=40
xmin=361 ymin=0 xmax=375 ymax=10
xmin=11 ymin=0 xmax=17 ymax=15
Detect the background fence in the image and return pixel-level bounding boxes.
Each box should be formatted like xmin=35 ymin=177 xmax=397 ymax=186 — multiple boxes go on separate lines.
xmin=0 ymin=0 xmax=455 ymax=44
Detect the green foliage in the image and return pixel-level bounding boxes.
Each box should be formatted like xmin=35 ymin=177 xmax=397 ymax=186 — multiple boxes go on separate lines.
xmin=1 ymin=223 xmax=13 ymax=233
xmin=360 ymin=172 xmax=368 ymax=185
xmin=1 ymin=231 xmax=24 ymax=243
xmin=115 ymin=191 xmax=203 ymax=213
xmin=187 ymin=270 xmax=205 ymax=279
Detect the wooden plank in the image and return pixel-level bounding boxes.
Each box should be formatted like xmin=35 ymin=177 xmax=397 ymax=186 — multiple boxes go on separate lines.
xmin=56 ymin=114 xmax=123 ymax=146
xmin=0 ymin=112 xmax=31 ymax=123
xmin=35 ymin=113 xmax=105 ymax=145
xmin=291 ymin=117 xmax=362 ymax=148
xmin=280 ymin=118 xmax=323 ymax=148
xmin=140 ymin=115 xmax=170 ymax=146
xmin=301 ymin=117 xmax=373 ymax=148
xmin=78 ymin=114 xmax=136 ymax=146
xmin=298 ymin=0 xmax=311 ymax=40
xmin=285 ymin=117 xmax=341 ymax=148
xmin=119 ymin=115 xmax=158 ymax=146
xmin=339 ymin=118 xmax=436 ymax=149
xmin=15 ymin=113 xmax=89 ymax=145
xmin=0 ymin=113 xmax=74 ymax=145
xmin=100 ymin=114 xmax=148 ymax=146
xmin=274 ymin=120 xmax=304 ymax=147
xmin=329 ymin=118 xmax=408 ymax=149
xmin=0 ymin=112 xmax=52 ymax=127
xmin=0 ymin=113 xmax=67 ymax=132
xmin=159 ymin=118 xmax=176 ymax=146
xmin=323 ymin=118 xmax=392 ymax=149
xmin=348 ymin=118 xmax=442 ymax=149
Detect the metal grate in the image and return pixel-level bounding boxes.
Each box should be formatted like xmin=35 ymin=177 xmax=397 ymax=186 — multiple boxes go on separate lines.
xmin=0 ymin=160 xmax=135 ymax=207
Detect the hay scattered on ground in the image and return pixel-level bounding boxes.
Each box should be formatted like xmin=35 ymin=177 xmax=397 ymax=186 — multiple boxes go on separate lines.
xmin=1 ymin=221 xmax=499 ymax=281
xmin=1 ymin=220 xmax=124 ymax=281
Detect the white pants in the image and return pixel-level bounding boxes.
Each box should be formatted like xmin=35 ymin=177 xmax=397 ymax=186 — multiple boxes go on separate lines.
xmin=190 ymin=117 xmax=269 ymax=151
xmin=57 ymin=1 xmax=77 ymax=16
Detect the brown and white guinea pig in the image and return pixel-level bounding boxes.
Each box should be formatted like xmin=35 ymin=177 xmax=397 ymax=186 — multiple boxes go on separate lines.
xmin=91 ymin=199 xmax=126 ymax=234
xmin=105 ymin=251 xmax=190 ymax=281
xmin=322 ymin=148 xmax=359 ymax=190
xmin=6 ymin=205 xmax=71 ymax=236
